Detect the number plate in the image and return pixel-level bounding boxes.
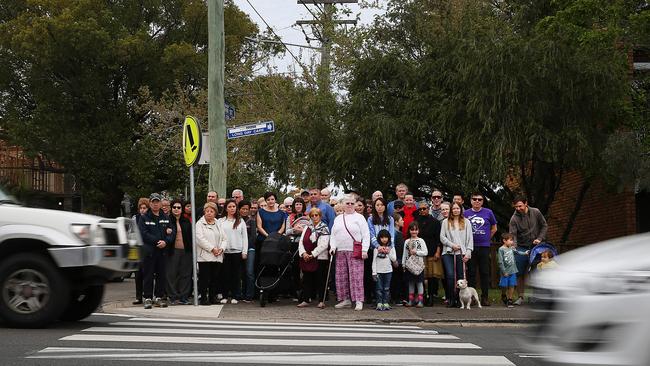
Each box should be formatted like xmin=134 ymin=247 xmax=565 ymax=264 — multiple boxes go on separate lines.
xmin=127 ymin=247 xmax=139 ymax=260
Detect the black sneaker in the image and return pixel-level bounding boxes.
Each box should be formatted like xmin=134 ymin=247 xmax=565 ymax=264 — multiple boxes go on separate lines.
xmin=507 ymin=299 xmax=514 ymax=308
xmin=501 ymin=294 xmax=508 ymax=306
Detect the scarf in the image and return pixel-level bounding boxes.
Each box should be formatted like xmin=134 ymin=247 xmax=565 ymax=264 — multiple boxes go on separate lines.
xmin=309 ymin=220 xmax=330 ymax=243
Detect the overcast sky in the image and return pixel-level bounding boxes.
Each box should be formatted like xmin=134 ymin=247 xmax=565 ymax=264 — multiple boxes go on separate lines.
xmin=232 ymin=0 xmax=385 ymax=75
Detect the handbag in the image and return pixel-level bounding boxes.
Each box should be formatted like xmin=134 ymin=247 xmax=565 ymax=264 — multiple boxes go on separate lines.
xmin=343 ymin=215 xmax=363 ymax=259
xmin=404 ymin=239 xmax=424 ymax=275
xmin=299 ymin=227 xmax=319 ymax=272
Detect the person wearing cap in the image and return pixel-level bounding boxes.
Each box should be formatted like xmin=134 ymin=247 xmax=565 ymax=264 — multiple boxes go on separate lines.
xmin=137 ymin=193 xmax=175 ymax=309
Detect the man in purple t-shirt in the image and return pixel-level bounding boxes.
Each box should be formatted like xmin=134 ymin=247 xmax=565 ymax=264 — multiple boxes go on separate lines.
xmin=464 ymin=192 xmax=497 ymax=306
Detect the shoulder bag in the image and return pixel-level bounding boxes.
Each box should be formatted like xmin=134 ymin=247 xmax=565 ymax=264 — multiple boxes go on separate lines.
xmin=404 ymin=239 xmax=425 ymax=275
xmin=343 ymin=215 xmax=363 ymax=259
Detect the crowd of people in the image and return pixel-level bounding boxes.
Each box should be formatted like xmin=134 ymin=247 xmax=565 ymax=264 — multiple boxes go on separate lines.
xmin=132 ymin=184 xmax=550 ymax=311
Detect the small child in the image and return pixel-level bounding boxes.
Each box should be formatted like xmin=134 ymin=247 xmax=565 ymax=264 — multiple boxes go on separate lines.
xmin=372 ymin=229 xmax=397 ymax=311
xmin=402 ymin=221 xmax=428 ymax=308
xmin=536 ymin=250 xmax=558 ymax=270
xmin=497 ymin=233 xmax=529 ymax=308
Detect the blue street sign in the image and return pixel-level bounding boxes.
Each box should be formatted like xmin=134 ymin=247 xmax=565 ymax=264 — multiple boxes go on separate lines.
xmin=227 ymin=121 xmax=275 ymax=139
xmin=225 ymin=102 xmax=235 ymax=121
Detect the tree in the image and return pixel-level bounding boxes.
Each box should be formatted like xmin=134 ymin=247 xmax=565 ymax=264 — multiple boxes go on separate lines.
xmin=337 ymin=0 xmax=642 ymax=235
xmin=0 ymin=0 xmax=261 ymax=215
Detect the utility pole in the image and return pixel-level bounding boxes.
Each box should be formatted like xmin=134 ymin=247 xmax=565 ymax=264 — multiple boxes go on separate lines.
xmin=208 ymin=0 xmax=226 ymax=197
xmin=297 ymin=0 xmax=357 ymax=92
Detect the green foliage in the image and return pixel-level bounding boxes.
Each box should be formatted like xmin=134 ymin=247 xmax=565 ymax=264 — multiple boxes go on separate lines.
xmin=0 ymin=0 xmax=260 ymax=215
xmin=338 ymin=0 xmax=642 ymax=216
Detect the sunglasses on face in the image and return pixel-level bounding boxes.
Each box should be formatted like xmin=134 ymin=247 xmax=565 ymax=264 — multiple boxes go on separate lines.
xmin=432 ymin=196 xmax=442 ymax=199
xmin=471 ymin=198 xmax=484 ymax=201
xmin=345 ymin=202 xmax=355 ymax=206
xmin=418 ymin=207 xmax=428 ymax=211
xmin=172 ymin=206 xmax=182 ymax=209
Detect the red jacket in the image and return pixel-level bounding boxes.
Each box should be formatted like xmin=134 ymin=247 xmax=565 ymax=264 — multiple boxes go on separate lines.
xmin=402 ymin=205 xmax=418 ymax=237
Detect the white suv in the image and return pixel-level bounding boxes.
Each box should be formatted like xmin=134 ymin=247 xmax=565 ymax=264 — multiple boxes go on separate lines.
xmin=0 ymin=186 xmax=142 ymax=328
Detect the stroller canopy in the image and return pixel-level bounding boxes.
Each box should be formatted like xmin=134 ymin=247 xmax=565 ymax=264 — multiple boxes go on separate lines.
xmin=529 ymin=242 xmax=558 ymax=265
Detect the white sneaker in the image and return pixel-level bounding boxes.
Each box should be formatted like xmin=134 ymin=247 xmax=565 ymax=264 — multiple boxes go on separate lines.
xmin=334 ymin=299 xmax=352 ymax=308
xmin=230 ymin=299 xmax=238 ymax=304
xmin=220 ymin=298 xmax=228 ymax=304
xmin=513 ymin=297 xmax=523 ymax=306
xmin=354 ymin=301 xmax=363 ymax=311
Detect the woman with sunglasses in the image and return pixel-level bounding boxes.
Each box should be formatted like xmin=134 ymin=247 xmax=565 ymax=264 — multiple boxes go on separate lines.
xmin=329 ymin=195 xmax=371 ymax=311
xmin=297 ymin=208 xmax=330 ymax=308
xmin=166 ymin=199 xmax=193 ymax=305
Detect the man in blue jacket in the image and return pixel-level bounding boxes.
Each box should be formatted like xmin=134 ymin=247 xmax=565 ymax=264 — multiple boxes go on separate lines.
xmin=137 ymin=193 xmax=175 ymax=309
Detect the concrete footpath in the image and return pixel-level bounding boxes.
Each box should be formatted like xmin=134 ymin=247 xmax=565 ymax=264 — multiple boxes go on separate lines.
xmin=101 ymin=278 xmax=536 ymax=325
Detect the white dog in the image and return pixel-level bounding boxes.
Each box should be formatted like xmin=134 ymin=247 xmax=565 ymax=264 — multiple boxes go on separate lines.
xmin=457 ymin=279 xmax=481 ymax=310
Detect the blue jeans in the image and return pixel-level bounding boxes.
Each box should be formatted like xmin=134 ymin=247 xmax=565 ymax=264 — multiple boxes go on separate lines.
xmin=375 ymin=272 xmax=392 ymax=304
xmin=244 ymin=248 xmax=256 ymax=300
xmin=442 ymin=254 xmax=465 ymax=305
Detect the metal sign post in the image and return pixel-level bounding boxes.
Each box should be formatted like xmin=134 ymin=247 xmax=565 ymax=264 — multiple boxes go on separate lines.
xmin=182 ymin=116 xmax=201 ymax=306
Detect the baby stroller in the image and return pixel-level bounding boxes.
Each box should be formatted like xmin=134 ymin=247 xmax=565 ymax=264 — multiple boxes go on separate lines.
xmin=528 ymin=242 xmax=559 ymax=273
xmin=255 ymin=233 xmax=296 ymax=307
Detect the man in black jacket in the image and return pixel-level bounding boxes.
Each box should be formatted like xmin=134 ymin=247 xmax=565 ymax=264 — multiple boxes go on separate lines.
xmin=138 ymin=193 xmax=175 ymax=309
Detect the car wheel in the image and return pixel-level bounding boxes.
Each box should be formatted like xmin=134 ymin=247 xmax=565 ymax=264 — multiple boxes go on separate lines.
xmin=60 ymin=285 xmax=105 ymax=321
xmin=0 ymin=253 xmax=70 ymax=328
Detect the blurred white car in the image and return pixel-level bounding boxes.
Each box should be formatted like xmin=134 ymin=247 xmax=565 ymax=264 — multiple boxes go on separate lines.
xmin=527 ymin=233 xmax=650 ymax=366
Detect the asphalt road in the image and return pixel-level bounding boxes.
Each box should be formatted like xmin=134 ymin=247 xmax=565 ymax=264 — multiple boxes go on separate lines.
xmin=0 ymin=314 xmax=544 ymax=366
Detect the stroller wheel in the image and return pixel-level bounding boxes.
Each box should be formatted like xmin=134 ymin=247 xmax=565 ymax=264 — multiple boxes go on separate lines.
xmin=259 ymin=291 xmax=266 ymax=307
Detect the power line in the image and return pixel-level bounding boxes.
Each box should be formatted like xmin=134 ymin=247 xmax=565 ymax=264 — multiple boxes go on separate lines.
xmin=244 ymin=0 xmax=315 ymax=84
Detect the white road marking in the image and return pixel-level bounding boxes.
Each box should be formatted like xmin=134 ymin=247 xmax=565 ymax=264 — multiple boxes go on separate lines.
xmin=126 ymin=317 xmax=421 ymax=329
xmin=82 ymin=326 xmax=457 ymax=340
xmin=29 ymin=348 xmax=514 ymax=365
xmin=60 ymin=334 xmax=481 ymax=349
xmin=90 ymin=312 xmax=133 ymax=318
xmin=108 ymin=321 xmax=439 ymax=334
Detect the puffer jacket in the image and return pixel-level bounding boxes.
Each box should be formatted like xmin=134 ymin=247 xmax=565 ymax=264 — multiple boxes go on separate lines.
xmin=195 ymin=216 xmax=227 ymax=263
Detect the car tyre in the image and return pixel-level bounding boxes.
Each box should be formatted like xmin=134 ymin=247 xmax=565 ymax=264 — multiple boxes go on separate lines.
xmin=59 ymin=285 xmax=105 ymax=321
xmin=0 ymin=253 xmax=70 ymax=328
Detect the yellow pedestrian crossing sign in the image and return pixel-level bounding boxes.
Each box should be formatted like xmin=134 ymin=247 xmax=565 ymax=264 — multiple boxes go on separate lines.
xmin=182 ymin=116 xmax=201 ymax=167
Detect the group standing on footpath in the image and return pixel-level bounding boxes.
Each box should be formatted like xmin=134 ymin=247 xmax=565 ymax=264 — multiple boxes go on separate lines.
xmin=131 ymin=183 xmax=551 ymax=311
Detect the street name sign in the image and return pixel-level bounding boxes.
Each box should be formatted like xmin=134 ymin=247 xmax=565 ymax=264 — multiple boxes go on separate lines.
xmin=182 ymin=116 xmax=201 ymax=167
xmin=227 ymin=121 xmax=275 ymax=139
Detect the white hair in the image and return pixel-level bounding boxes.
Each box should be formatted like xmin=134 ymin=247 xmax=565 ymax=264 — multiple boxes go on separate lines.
xmin=283 ymin=197 xmax=294 ymax=206
xmin=231 ymin=189 xmax=243 ymax=197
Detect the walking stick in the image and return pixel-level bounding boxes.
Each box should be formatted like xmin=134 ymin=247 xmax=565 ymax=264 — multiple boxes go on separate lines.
xmin=322 ymin=252 xmax=335 ymax=305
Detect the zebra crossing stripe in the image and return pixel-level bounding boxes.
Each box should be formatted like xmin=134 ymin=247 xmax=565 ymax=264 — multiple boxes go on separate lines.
xmin=108 ymin=321 xmax=440 ymax=335
xmin=125 ymin=317 xmax=423 ymax=329
xmin=60 ymin=334 xmax=481 ymax=349
xmin=29 ymin=347 xmax=515 ymax=365
xmin=82 ymin=326 xmax=456 ymax=340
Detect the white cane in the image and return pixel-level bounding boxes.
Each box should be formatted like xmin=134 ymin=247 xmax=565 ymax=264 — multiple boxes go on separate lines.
xmin=322 ymin=250 xmax=335 ymax=305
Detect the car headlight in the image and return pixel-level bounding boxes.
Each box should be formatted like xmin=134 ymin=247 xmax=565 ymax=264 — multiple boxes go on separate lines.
xmin=70 ymin=224 xmax=91 ymax=244
xmin=587 ymin=271 xmax=650 ymax=295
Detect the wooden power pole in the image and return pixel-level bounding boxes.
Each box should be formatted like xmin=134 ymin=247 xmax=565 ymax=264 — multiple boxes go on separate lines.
xmin=208 ymin=0 xmax=226 ymax=197
xmin=297 ymin=0 xmax=357 ymax=92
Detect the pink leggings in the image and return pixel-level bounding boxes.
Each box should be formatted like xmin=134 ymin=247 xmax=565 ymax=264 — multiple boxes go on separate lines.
xmin=335 ymin=251 xmax=365 ymax=302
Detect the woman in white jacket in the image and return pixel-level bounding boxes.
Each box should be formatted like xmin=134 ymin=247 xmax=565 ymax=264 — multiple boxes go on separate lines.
xmin=196 ymin=202 xmax=227 ymax=305
xmin=329 ymin=195 xmax=371 ymax=311
xmin=218 ymin=199 xmax=248 ymax=305
xmin=440 ymin=202 xmax=474 ymax=308
xmin=297 ymin=208 xmax=330 ymax=309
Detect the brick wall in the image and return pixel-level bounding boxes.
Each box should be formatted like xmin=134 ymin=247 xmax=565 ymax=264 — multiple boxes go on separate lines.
xmin=545 ymin=171 xmax=637 ymax=246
